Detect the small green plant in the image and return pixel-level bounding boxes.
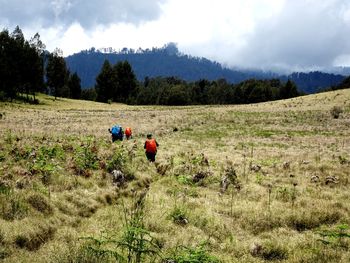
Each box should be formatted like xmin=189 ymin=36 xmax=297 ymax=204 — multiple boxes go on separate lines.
xmin=73 ymin=142 xmax=99 ymax=176
xmin=177 ymin=175 xmax=193 ymax=185
xmin=275 ymin=184 xmax=297 ymax=205
xmin=10 ymin=145 xmax=34 ymax=162
xmin=338 ymin=155 xmax=349 ymax=165
xmin=4 ymin=130 xmax=15 ymax=144
xmin=255 ymin=173 xmax=264 ymax=185
xmin=165 ymin=242 xmax=221 ymax=263
xmin=0 ymin=151 xmax=6 ymax=162
xmin=38 ymin=144 xmax=65 ymax=160
xmin=168 ymin=205 xmax=189 ymax=225
xmin=317 ymin=224 xmax=350 ymax=247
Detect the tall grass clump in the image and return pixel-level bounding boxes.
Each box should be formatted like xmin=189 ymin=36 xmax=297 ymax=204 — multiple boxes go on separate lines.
xmin=81 ymin=191 xmax=161 ymax=262
xmin=0 ymin=190 xmax=28 ymax=221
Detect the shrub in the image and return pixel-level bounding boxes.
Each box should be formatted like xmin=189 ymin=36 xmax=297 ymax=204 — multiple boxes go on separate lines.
xmin=73 ymin=143 xmax=99 ymax=176
xmin=106 ymin=147 xmax=127 ymax=172
xmin=330 ymin=106 xmax=343 ymax=119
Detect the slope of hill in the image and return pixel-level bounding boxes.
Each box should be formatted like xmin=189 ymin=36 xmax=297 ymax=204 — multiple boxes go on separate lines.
xmin=65 ymin=44 xmax=345 ymax=93
xmin=1 ymin=90 xmax=350 ymax=262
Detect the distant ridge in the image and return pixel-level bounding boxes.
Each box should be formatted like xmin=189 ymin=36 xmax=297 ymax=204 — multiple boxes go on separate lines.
xmin=65 ymin=43 xmax=345 ymax=93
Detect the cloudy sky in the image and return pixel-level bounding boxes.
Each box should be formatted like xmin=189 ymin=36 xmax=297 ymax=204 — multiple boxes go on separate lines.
xmin=1 ymin=0 xmax=350 ymax=72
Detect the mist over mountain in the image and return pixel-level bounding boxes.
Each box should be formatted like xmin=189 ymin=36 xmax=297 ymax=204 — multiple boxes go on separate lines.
xmin=65 ymin=43 xmax=346 ymax=93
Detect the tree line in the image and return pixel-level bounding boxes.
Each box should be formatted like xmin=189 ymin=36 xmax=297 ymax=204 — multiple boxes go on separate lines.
xmin=0 ymin=26 xmax=81 ymax=102
xmin=91 ymin=60 xmax=300 ymax=105
xmin=1 ymin=27 xmax=302 ymax=105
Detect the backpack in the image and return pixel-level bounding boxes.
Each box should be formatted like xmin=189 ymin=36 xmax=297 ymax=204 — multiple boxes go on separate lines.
xmin=125 ymin=127 xmax=132 ymax=136
xmin=111 ymin=125 xmax=121 ymax=136
xmin=145 ymin=139 xmax=157 ymax=153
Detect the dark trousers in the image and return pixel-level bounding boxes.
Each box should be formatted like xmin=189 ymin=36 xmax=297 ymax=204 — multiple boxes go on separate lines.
xmin=112 ymin=134 xmax=123 ymax=142
xmin=146 ymin=152 xmax=156 ymax=162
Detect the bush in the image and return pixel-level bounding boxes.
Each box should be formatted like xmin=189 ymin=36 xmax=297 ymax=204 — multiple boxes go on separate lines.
xmin=106 ymin=147 xmax=127 ymax=172
xmin=73 ymin=142 xmax=99 ymax=176
xmin=330 ymin=106 xmax=343 ymax=119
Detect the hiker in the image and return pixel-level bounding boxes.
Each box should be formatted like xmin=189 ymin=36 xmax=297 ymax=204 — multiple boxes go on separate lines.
xmin=144 ymin=133 xmax=159 ymax=162
xmin=108 ymin=125 xmax=124 ymax=142
xmin=125 ymin=127 xmax=132 ymax=140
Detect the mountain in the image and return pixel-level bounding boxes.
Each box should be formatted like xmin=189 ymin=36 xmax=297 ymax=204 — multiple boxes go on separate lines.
xmin=65 ymin=44 xmax=346 ymax=93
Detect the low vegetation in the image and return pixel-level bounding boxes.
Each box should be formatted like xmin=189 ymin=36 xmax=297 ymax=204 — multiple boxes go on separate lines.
xmin=0 ymin=89 xmax=350 ymax=262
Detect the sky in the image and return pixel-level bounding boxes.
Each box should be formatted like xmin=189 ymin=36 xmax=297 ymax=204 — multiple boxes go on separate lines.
xmin=1 ymin=0 xmax=350 ymax=73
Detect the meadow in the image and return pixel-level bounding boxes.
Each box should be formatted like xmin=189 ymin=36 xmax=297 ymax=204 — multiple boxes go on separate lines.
xmin=0 ymin=89 xmax=350 ymax=262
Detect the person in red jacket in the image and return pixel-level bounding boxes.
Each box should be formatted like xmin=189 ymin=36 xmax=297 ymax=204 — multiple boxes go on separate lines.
xmin=125 ymin=127 xmax=132 ymax=140
xmin=144 ymin=133 xmax=159 ymax=162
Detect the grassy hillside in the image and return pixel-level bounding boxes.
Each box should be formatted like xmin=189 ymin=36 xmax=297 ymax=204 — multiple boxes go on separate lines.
xmin=1 ymin=90 xmax=350 ymax=262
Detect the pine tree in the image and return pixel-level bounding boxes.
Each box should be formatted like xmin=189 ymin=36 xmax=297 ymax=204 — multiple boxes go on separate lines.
xmin=113 ymin=60 xmax=137 ymax=102
xmin=280 ymin=79 xmax=299 ymax=99
xmin=68 ymin=72 xmax=82 ymax=99
xmin=95 ymin=60 xmax=114 ymax=102
xmin=46 ymin=49 xmax=69 ymax=99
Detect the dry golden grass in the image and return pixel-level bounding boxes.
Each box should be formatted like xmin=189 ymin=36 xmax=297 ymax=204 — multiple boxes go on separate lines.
xmin=0 ymin=89 xmax=350 ymax=262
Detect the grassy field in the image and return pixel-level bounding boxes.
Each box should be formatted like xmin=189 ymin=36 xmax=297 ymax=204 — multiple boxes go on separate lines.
xmin=0 ymin=90 xmax=350 ymax=262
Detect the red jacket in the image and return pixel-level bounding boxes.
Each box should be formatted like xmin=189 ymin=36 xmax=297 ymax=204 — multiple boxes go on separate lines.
xmin=144 ymin=139 xmax=158 ymax=153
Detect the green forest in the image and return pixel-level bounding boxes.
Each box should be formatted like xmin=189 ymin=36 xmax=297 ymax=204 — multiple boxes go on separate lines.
xmin=1 ymin=27 xmax=349 ymax=105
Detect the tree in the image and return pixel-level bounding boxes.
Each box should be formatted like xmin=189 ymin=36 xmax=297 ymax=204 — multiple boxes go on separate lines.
xmin=22 ymin=36 xmax=45 ymax=101
xmin=95 ymin=60 xmax=114 ymax=102
xmin=46 ymin=49 xmax=69 ymax=99
xmin=166 ymin=84 xmax=191 ymax=105
xmin=68 ymin=72 xmax=82 ymax=99
xmin=280 ymin=79 xmax=299 ymax=99
xmin=113 ymin=60 xmax=137 ymax=102
xmin=0 ymin=27 xmax=45 ymax=101
xmin=81 ymin=88 xmax=97 ymax=101
xmin=335 ymin=75 xmax=350 ymax=90
xmin=28 ymin=33 xmax=46 ymax=97
xmin=0 ymin=29 xmax=17 ymax=100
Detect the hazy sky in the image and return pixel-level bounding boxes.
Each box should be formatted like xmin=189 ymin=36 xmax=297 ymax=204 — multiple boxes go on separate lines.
xmin=1 ymin=0 xmax=350 ymax=72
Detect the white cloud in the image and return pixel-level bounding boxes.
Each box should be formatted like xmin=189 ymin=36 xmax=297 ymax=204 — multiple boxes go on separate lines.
xmin=1 ymin=0 xmax=350 ymax=70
